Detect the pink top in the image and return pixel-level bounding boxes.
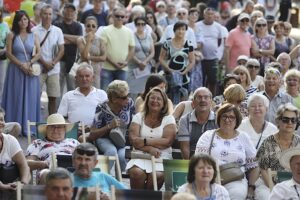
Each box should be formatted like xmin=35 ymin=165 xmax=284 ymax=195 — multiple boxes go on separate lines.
xmin=226 ymin=27 xmax=252 ymax=69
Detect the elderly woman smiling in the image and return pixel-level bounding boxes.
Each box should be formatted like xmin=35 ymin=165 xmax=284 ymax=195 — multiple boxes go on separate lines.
xmin=178 ymin=154 xmax=230 ymax=199
xmin=284 ymin=69 xmax=300 ymax=108
xmin=256 ymin=103 xmax=300 ymax=198
xmin=196 ymin=103 xmax=258 ymax=200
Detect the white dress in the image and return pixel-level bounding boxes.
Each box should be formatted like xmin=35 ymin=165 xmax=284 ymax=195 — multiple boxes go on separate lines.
xmin=125 ymin=113 xmax=176 ymax=172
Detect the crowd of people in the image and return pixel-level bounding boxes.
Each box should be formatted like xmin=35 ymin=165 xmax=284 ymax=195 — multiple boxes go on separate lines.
xmin=0 ymin=0 xmax=300 ymax=199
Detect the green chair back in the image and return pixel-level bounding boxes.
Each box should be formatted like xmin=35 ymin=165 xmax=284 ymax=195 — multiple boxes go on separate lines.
xmin=163 ymin=159 xmax=189 ymax=192
xmin=277 ymin=171 xmax=293 ymax=183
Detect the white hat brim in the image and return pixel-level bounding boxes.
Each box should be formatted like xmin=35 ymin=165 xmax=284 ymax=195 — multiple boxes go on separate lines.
xmin=279 ymin=147 xmax=300 ymax=170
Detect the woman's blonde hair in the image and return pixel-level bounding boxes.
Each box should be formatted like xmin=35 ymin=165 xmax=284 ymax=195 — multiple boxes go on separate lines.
xmin=284 ymin=69 xmax=300 ymax=90
xmin=223 ymin=83 xmax=246 ymax=103
xmin=106 ymin=80 xmax=129 ymax=100
xmin=233 ymin=65 xmax=252 ymax=87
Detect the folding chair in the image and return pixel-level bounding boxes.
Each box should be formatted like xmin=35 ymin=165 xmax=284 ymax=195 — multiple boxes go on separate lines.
xmin=72 ymin=186 xmax=100 ymax=200
xmin=163 ymin=159 xmax=189 ymax=192
xmin=96 ymin=155 xmax=123 ymax=182
xmin=267 ymin=168 xmax=293 ymax=191
xmin=111 ymin=186 xmax=174 ymax=200
xmin=16 ymin=182 xmax=46 ymax=200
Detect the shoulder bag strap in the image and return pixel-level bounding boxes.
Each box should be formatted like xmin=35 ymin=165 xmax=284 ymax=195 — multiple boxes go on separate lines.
xmin=40 ymin=30 xmax=50 ymax=47
xmin=135 ymin=33 xmax=148 ymax=57
xmin=208 ymin=130 xmax=216 ymax=155
xmin=255 ymin=121 xmax=266 ymax=149
xmin=18 ymin=36 xmax=29 ymax=62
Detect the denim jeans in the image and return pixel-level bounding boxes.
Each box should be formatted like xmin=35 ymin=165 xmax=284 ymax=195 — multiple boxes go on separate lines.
xmin=95 ymin=137 xmax=127 ymax=171
xmin=100 ymin=69 xmax=127 ymax=91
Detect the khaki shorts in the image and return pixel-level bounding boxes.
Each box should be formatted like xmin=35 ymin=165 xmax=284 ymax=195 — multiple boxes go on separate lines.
xmin=40 ymin=73 xmax=60 ymax=97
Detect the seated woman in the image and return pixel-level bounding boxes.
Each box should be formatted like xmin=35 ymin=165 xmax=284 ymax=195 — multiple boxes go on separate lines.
xmin=178 ymin=154 xmax=230 ymax=199
xmin=256 ymin=103 xmax=300 ymax=198
xmin=127 ymin=87 xmax=177 ymax=190
xmin=26 ymin=113 xmax=79 ymax=172
xmin=135 ymin=74 xmax=173 ymax=113
xmin=88 ymin=80 xmax=135 ymax=171
xmin=196 ymin=103 xmax=259 ymax=200
xmin=0 ymin=107 xmax=30 ymax=191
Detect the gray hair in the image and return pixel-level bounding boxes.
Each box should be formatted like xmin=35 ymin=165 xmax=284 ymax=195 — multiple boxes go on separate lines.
xmin=107 ymin=80 xmax=129 ymax=100
xmin=247 ymin=93 xmax=269 ymax=108
xmin=275 ymin=103 xmax=300 ymax=125
xmin=131 ymin=5 xmax=145 ymax=15
xmin=193 ymin=87 xmax=212 ymax=100
xmin=76 ymin=62 xmax=94 ymax=75
xmin=40 ymin=4 xmax=52 ymax=14
xmin=277 ymin=52 xmax=291 ymax=64
xmin=46 ymin=168 xmax=72 ymax=186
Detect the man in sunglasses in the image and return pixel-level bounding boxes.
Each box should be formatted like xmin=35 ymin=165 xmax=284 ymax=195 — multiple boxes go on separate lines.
xmin=99 ymin=7 xmax=135 ymax=90
xmin=225 ymin=13 xmax=252 ymax=73
xmin=72 ymin=143 xmax=126 ymax=197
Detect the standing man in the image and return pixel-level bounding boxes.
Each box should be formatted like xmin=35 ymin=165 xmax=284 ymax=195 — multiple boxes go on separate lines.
xmin=55 ymin=3 xmax=83 ymax=94
xmin=100 ymin=7 xmax=135 ymax=90
xmin=32 ymin=4 xmax=64 ymax=115
xmin=225 ymin=13 xmax=252 ymax=72
xmin=177 ymin=87 xmax=217 ymax=159
xmin=196 ymin=8 xmax=223 ymax=96
xmin=80 ymin=0 xmax=108 ymax=27
xmin=45 ymin=168 xmax=73 ymax=200
xmin=158 ymin=2 xmax=177 ymax=30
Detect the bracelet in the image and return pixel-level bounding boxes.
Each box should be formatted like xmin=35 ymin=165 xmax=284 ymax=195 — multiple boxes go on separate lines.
xmin=248 ymin=184 xmax=256 ymax=190
xmin=144 ymin=138 xmax=147 ymax=146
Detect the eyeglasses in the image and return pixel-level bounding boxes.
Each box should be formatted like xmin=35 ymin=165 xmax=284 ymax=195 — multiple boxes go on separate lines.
xmin=48 ymin=125 xmax=65 ymax=130
xmin=221 ymin=114 xmax=236 ymax=121
xmin=116 ymin=94 xmax=129 ymax=100
xmin=280 ymin=116 xmax=298 ymax=124
xmin=76 ymin=148 xmax=96 ymax=156
xmin=86 ymin=24 xmax=96 ymax=28
xmin=240 ymin=18 xmax=249 ymax=23
xmin=115 ymin=14 xmax=125 ymax=19
xmin=247 ymin=65 xmax=260 ymax=69
xmin=256 ymin=24 xmax=267 ymax=27
xmin=287 ymin=78 xmax=299 ymax=82
xmin=149 ymin=95 xmax=163 ymax=102
xmin=136 ymin=22 xmax=146 ymax=26
xmin=177 ymin=12 xmax=186 ymax=16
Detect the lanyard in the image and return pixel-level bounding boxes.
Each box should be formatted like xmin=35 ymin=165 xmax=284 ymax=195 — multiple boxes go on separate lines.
xmin=294 ymin=185 xmax=300 ymax=197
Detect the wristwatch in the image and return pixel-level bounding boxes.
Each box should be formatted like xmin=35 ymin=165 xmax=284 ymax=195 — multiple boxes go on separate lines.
xmin=144 ymin=138 xmax=147 ymax=146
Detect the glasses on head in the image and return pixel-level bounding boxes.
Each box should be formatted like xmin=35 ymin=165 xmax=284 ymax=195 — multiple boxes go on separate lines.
xmin=240 ymin=18 xmax=249 ymax=23
xmin=136 ymin=22 xmax=146 ymax=26
xmin=76 ymin=148 xmax=96 ymax=156
xmin=280 ymin=116 xmax=298 ymax=124
xmin=114 ymin=14 xmax=125 ymax=19
xmin=116 ymin=94 xmax=129 ymax=100
xmin=256 ymin=23 xmax=267 ymax=27
xmin=247 ymin=64 xmax=260 ymax=69
xmin=221 ymin=114 xmax=236 ymax=122
xmin=195 ymin=95 xmax=211 ymax=101
xmin=86 ymin=24 xmax=96 ymax=28
xmin=177 ymin=12 xmax=186 ymax=16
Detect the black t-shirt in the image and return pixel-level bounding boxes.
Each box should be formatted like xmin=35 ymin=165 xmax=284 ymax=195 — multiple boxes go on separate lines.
xmin=80 ymin=9 xmax=108 ymax=27
xmin=279 ymin=0 xmax=292 ymax=21
xmin=54 ymin=21 xmax=83 ymax=72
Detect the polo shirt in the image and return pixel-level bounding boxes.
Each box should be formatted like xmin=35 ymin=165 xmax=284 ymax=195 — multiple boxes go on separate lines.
xmin=58 ymin=87 xmax=107 ymax=126
xmin=32 ymin=24 xmax=64 ymax=76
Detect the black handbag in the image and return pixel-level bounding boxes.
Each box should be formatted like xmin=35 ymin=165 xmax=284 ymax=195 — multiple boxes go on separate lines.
xmin=0 ymin=164 xmax=20 ymax=184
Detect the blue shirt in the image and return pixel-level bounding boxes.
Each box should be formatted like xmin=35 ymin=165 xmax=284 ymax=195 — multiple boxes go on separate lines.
xmin=72 ymin=171 xmax=126 ymax=193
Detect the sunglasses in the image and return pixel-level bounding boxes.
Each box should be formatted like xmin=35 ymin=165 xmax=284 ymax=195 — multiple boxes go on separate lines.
xmin=240 ymin=18 xmax=249 ymax=23
xmin=247 ymin=64 xmax=260 ymax=69
xmin=86 ymin=24 xmax=96 ymax=28
xmin=76 ymin=148 xmax=96 ymax=156
xmin=257 ymin=24 xmax=267 ymax=27
xmin=115 ymin=14 xmax=125 ymax=19
xmin=280 ymin=116 xmax=298 ymax=124
xmin=136 ymin=22 xmax=146 ymax=26
xmin=177 ymin=12 xmax=186 ymax=16
xmin=117 ymin=94 xmax=129 ymax=100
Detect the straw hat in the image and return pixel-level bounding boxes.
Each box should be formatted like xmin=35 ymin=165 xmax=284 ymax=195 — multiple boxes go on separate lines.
xmin=38 ymin=113 xmax=74 ymax=135
xmin=279 ymin=147 xmax=300 ymax=170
